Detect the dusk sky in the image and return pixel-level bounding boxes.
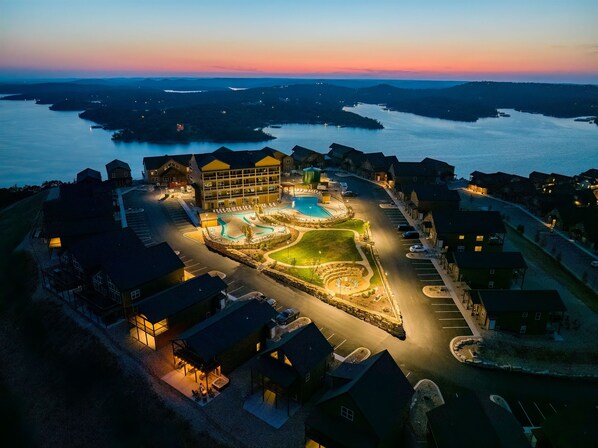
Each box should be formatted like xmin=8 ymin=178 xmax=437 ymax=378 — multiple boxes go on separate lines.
xmin=1 ymin=0 xmax=597 ymax=82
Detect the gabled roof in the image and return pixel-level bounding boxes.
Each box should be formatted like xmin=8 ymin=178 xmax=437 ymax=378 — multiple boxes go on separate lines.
xmin=178 ymin=299 xmax=277 ymax=362
xmin=106 ymin=159 xmax=131 ymax=172
xmin=427 ymin=392 xmax=530 ymax=448
xmin=473 ymin=289 xmax=566 ymax=313
xmin=452 ymin=251 xmax=527 ymax=269
xmin=362 ymin=153 xmax=398 ymax=172
xmin=260 ymin=146 xmax=289 ymax=161
xmin=76 ymin=168 xmax=102 ymax=183
xmin=307 ymin=350 xmax=414 ymax=447
xmin=260 ymin=323 xmax=332 ymax=377
xmin=193 ymin=147 xmax=281 ymax=170
xmin=421 ymin=157 xmax=454 ymax=171
xmin=412 ymin=184 xmax=461 ymax=202
xmin=291 ymin=145 xmax=323 ymax=162
xmin=135 ymin=274 xmax=227 ymax=323
xmin=102 ymin=242 xmax=184 ymax=292
xmin=328 ymin=143 xmax=359 ymax=159
xmin=393 ymin=161 xmax=436 ymax=177
xmin=68 ymin=228 xmax=145 ymax=273
xmin=143 ymin=154 xmax=192 ymax=170
xmin=432 ymin=210 xmax=505 ymax=235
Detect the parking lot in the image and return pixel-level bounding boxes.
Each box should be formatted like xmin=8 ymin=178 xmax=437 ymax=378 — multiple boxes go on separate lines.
xmin=315 ymin=324 xmax=364 ymax=359
xmin=177 ymin=250 xmax=210 ymax=277
xmin=125 ymin=209 xmax=153 ymax=246
xmin=162 ymin=199 xmax=196 ymax=234
xmin=501 ymin=395 xmax=569 ymax=428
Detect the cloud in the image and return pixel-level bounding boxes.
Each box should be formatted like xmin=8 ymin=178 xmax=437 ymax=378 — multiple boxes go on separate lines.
xmin=209 ymin=65 xmax=262 ymax=73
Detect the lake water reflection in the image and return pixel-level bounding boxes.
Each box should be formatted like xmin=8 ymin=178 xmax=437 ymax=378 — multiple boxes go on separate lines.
xmin=0 ymin=99 xmax=596 ymax=187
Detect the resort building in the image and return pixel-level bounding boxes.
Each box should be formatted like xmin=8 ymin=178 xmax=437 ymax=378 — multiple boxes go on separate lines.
xmin=190 ymin=147 xmax=282 ymax=210
xmin=451 ymin=251 xmax=528 ymax=289
xmin=105 ymin=159 xmax=133 ymax=188
xmin=290 ymin=145 xmax=326 ymax=170
xmin=142 ymin=154 xmax=193 ymax=188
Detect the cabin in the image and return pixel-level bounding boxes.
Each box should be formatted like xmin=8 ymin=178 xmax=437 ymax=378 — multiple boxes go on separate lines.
xmin=305 ymin=350 xmax=414 ymax=448
xmin=251 ymin=323 xmax=333 ymax=415
xmin=172 ymin=299 xmax=277 ymax=390
xmin=359 ymin=152 xmax=399 ymax=185
xmin=427 ymin=393 xmax=530 ymax=448
xmin=408 ymin=184 xmax=461 ymax=220
xmin=394 ymin=158 xmax=454 ymax=187
xmin=76 ymin=167 xmax=102 ymax=184
xmin=290 ymin=145 xmax=325 ymax=170
xmin=128 ymin=273 xmax=228 ymax=350
xmin=468 ymin=289 xmax=566 ymax=334
xmin=451 ymin=251 xmax=528 ymax=289
xmin=327 ymin=143 xmax=363 ymax=170
xmin=105 ymin=159 xmax=132 ymax=188
xmin=427 ymin=210 xmax=506 ymax=254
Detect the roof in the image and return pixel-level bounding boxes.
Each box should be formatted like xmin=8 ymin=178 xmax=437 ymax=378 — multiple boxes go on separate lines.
xmin=362 ymin=153 xmax=398 ymax=172
xmin=421 ymin=157 xmax=454 ymax=171
xmin=291 ymin=145 xmax=323 ymax=162
xmin=412 ymin=184 xmax=461 ymax=202
xmin=106 ymin=159 xmax=131 ymax=172
xmin=102 ymin=242 xmax=184 ymax=292
xmin=260 ymin=146 xmax=289 ymax=161
xmin=307 ymin=350 xmax=414 ymax=447
xmin=474 ymin=289 xmax=566 ymax=313
xmin=135 ymin=274 xmax=227 ymax=323
xmin=328 ymin=143 xmax=359 ymax=159
xmin=432 ymin=210 xmax=506 ymax=235
xmin=452 ymin=252 xmax=527 ymax=269
xmin=427 ymin=392 xmax=530 ymax=448
xmin=143 ymin=154 xmax=192 ymax=170
xmin=260 ymin=323 xmax=332 ymax=376
xmin=76 ymin=168 xmax=102 ymax=183
xmin=193 ymin=147 xmax=281 ymax=170
xmin=68 ymin=228 xmax=145 ymax=272
xmin=393 ymin=161 xmax=436 ymax=177
xmin=178 ymin=299 xmax=277 ymax=362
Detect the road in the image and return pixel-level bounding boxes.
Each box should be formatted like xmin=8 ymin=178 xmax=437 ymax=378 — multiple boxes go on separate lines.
xmin=122 ymin=183 xmax=598 ymax=421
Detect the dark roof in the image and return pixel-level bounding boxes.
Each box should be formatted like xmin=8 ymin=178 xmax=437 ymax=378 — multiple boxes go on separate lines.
xmin=427 ymin=392 xmax=530 ymax=448
xmin=260 ymin=146 xmax=289 ymax=160
xmin=76 ymin=168 xmax=102 ymax=183
xmin=432 ymin=210 xmax=506 ymax=235
xmin=307 ymin=350 xmax=414 ymax=447
xmin=291 ymin=145 xmax=323 ymax=162
xmin=412 ymin=184 xmax=461 ymax=202
xmin=178 ymin=299 xmax=277 ymax=362
xmin=452 ymin=252 xmax=527 ymax=269
xmin=68 ymin=228 xmax=145 ymax=273
xmin=328 ymin=143 xmax=359 ymax=159
xmin=106 ymin=159 xmax=131 ymax=172
xmin=421 ymin=157 xmax=454 ymax=171
xmin=143 ymin=154 xmax=192 ymax=170
xmin=102 ymin=242 xmax=184 ymax=292
xmin=260 ymin=323 xmax=332 ymax=376
xmin=135 ymin=274 xmax=227 ymax=323
xmin=474 ymin=289 xmax=566 ymax=313
xmin=193 ymin=147 xmax=281 ymax=170
xmin=393 ymin=161 xmax=436 ymax=177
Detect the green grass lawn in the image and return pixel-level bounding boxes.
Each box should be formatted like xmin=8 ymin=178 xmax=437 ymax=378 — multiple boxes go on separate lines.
xmin=363 ymin=246 xmax=382 ymax=287
xmin=270 ymin=230 xmax=361 ymax=266
xmin=330 ymin=218 xmax=365 ymax=234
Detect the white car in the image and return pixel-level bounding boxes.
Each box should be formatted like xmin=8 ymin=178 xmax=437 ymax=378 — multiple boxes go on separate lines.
xmin=591 ymin=260 xmax=598 ymax=268
xmin=409 ymin=244 xmax=427 ymax=253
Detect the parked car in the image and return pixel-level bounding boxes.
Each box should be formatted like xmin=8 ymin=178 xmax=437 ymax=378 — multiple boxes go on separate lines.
xmin=276 ymin=308 xmax=300 ymax=325
xmin=402 ymin=230 xmax=420 ymax=239
xmin=342 ymin=190 xmax=357 ymax=197
xmin=398 ymin=224 xmax=415 ymax=232
xmin=591 ymin=260 xmax=598 ymax=268
xmin=409 ymin=244 xmax=427 ymax=253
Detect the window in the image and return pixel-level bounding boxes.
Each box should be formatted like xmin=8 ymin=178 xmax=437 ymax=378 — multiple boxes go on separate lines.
xmin=340 ymin=406 xmax=354 ymax=421
xmin=256 ymin=342 xmax=261 ymax=352
xmin=489 ymin=269 xmax=495 ymax=275
xmin=474 ymin=246 xmax=482 ymax=252
xmin=131 ymin=289 xmax=141 ymax=300
xmin=520 ymin=325 xmax=527 ymax=334
xmin=535 ymin=312 xmax=542 ymax=321
xmin=488 ymin=281 xmax=494 ymax=288
xmin=522 ymin=312 xmax=528 ymax=318
xmin=305 ymin=372 xmax=311 ymax=383
xmin=457 ymin=246 xmax=465 ymax=252
xmin=458 ymin=235 xmax=465 ymax=240
xmin=476 ymin=235 xmax=484 ymax=241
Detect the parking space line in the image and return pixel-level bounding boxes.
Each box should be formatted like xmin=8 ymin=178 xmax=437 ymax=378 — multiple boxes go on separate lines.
xmin=192 ymin=266 xmax=208 ymax=273
xmin=229 ymin=286 xmax=244 ymax=294
xmin=518 ymin=401 xmax=534 ymax=426
xmin=549 ymin=403 xmax=557 ymax=413
xmin=184 ymin=262 xmax=201 ymax=268
xmin=533 ymin=402 xmax=546 ymax=420
xmin=438 ymin=318 xmax=466 ymax=321
xmin=442 ymin=326 xmax=470 ymax=329
xmin=435 ymin=310 xmax=461 ymax=313
xmin=326 ymin=333 xmax=335 ymax=341
xmin=334 ymin=339 xmax=346 ymax=350
xmin=431 ymin=303 xmax=456 ymax=306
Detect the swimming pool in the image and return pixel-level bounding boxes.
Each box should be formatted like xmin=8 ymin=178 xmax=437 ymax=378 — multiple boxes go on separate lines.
xmin=217 ymin=215 xmax=275 ymax=240
xmin=288 ymin=196 xmax=331 ymax=218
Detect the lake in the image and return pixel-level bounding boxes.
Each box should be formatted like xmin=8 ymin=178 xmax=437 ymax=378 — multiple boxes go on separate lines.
xmin=0 ymin=98 xmax=596 ymax=187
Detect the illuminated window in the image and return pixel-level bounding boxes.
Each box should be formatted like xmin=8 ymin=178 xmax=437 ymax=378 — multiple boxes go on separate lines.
xmin=341 ymin=406 xmax=354 ymax=421
xmin=476 ymin=235 xmax=484 ymax=241
xmin=474 ymin=246 xmax=482 ymax=252
xmin=458 ymin=235 xmax=465 ymax=240
xmin=256 ymin=342 xmax=261 ymax=352
xmin=284 ymin=355 xmax=293 ymax=367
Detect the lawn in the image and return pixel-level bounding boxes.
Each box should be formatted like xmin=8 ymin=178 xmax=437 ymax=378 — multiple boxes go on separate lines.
xmin=330 ymin=218 xmax=365 ymax=234
xmin=270 ymin=230 xmax=361 ymax=266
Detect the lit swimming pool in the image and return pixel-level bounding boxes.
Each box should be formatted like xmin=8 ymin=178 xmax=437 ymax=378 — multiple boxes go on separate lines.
xmin=288 ymin=196 xmax=331 ymax=218
xmin=217 ymin=215 xmax=275 ymax=240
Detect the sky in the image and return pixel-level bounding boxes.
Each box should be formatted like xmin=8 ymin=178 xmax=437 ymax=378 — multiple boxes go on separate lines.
xmin=1 ymin=0 xmax=597 ymax=83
